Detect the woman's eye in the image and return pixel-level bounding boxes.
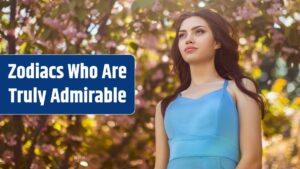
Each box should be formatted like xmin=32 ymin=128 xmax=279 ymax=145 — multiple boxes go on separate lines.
xmin=196 ymin=29 xmax=204 ymax=34
xmin=178 ymin=34 xmax=184 ymax=38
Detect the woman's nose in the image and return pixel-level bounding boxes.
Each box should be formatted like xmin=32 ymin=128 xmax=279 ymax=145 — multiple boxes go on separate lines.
xmin=185 ymin=33 xmax=194 ymax=44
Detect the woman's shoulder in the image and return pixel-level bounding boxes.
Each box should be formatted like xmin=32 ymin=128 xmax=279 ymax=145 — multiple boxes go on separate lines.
xmin=227 ymin=78 xmax=257 ymax=105
xmin=228 ymin=78 xmax=257 ymax=93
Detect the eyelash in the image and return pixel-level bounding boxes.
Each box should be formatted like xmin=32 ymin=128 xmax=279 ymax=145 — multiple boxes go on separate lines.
xmin=196 ymin=29 xmax=204 ymax=34
xmin=179 ymin=29 xmax=204 ymax=38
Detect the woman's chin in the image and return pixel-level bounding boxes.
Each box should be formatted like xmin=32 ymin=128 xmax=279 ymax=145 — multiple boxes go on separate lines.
xmin=184 ymin=54 xmax=215 ymax=64
xmin=183 ymin=56 xmax=205 ymax=64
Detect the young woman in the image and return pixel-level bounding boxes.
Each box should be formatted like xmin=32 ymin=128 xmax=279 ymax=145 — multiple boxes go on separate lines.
xmin=154 ymin=8 xmax=265 ymax=169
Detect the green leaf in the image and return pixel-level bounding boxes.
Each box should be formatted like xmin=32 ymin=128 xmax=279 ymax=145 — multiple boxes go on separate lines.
xmin=131 ymin=0 xmax=154 ymax=11
xmin=77 ymin=8 xmax=87 ymax=21
xmin=96 ymin=0 xmax=111 ymax=13
xmin=59 ymin=4 xmax=69 ymax=14
xmin=19 ymin=42 xmax=27 ymax=54
xmin=68 ymin=1 xmax=77 ymax=11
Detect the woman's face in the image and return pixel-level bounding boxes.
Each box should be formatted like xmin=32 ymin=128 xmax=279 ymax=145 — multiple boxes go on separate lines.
xmin=178 ymin=16 xmax=220 ymax=64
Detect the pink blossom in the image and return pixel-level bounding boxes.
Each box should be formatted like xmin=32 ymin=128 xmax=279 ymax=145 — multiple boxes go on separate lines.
xmin=6 ymin=135 xmax=17 ymax=146
xmin=135 ymin=63 xmax=142 ymax=76
xmin=149 ymin=22 xmax=159 ymax=31
xmin=40 ymin=144 xmax=60 ymax=156
xmin=281 ymin=47 xmax=298 ymax=54
xmin=62 ymin=26 xmax=77 ymax=38
xmin=140 ymin=34 xmax=158 ymax=49
xmin=133 ymin=22 xmax=142 ymax=30
xmin=104 ymin=115 xmax=136 ymax=125
xmin=43 ymin=17 xmax=62 ymax=30
xmin=77 ymin=32 xmax=88 ymax=39
xmin=4 ymin=133 xmax=17 ymax=146
xmin=136 ymin=97 xmax=150 ymax=109
xmin=90 ymin=9 xmax=99 ymax=16
xmin=61 ymin=14 xmax=69 ymax=20
xmin=88 ymin=43 xmax=96 ymax=49
xmin=68 ymin=134 xmax=83 ymax=141
xmin=247 ymin=35 xmax=256 ymax=43
xmin=96 ymin=34 xmax=102 ymax=41
xmin=233 ymin=6 xmax=260 ymax=20
xmin=105 ymin=41 xmax=117 ymax=48
xmin=266 ymin=3 xmax=283 ymax=15
xmin=40 ymin=144 xmax=55 ymax=152
xmin=152 ymin=69 xmax=164 ymax=81
xmin=2 ymin=150 xmax=13 ymax=162
xmin=20 ymin=0 xmax=36 ymax=5
xmin=151 ymin=1 xmax=163 ymax=12
xmin=24 ymin=115 xmax=39 ymax=128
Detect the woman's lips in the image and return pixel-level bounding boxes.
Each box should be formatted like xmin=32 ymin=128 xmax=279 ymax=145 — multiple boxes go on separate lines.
xmin=185 ymin=48 xmax=197 ymax=53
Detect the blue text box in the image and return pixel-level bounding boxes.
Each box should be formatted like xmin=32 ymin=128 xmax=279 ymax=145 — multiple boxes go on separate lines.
xmin=0 ymin=54 xmax=135 ymax=115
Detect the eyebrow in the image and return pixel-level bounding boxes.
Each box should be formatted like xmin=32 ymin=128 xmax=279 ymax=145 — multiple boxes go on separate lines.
xmin=179 ymin=25 xmax=206 ymax=32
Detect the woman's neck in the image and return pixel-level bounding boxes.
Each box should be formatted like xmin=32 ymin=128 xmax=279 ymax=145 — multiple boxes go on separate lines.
xmin=189 ymin=60 xmax=222 ymax=87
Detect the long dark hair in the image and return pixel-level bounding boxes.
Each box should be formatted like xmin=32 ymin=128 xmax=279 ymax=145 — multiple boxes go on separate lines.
xmin=161 ymin=8 xmax=267 ymax=120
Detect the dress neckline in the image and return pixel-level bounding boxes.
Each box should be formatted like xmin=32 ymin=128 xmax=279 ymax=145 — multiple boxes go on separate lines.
xmin=178 ymin=79 xmax=228 ymax=101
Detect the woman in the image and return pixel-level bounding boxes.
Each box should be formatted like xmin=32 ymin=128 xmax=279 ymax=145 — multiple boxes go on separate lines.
xmin=154 ymin=8 xmax=265 ymax=169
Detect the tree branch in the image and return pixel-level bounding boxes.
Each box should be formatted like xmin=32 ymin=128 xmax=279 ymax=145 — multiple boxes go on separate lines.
xmin=25 ymin=116 xmax=48 ymax=169
xmin=13 ymin=115 xmax=24 ymax=169
xmin=98 ymin=0 xmax=116 ymax=40
xmin=100 ymin=117 xmax=141 ymax=168
xmin=8 ymin=0 xmax=17 ymax=54
xmin=61 ymin=115 xmax=83 ymax=169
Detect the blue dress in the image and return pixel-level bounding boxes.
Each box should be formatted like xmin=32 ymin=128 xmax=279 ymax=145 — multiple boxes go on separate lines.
xmin=164 ymin=79 xmax=240 ymax=169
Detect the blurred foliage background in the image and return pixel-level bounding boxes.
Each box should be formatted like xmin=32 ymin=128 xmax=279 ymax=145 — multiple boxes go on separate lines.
xmin=0 ymin=0 xmax=300 ymax=168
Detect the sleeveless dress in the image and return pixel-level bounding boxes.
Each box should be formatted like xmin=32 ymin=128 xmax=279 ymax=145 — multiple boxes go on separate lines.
xmin=164 ymin=79 xmax=240 ymax=169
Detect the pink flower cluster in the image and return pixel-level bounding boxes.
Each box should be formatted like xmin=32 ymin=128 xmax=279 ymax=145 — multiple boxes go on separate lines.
xmin=43 ymin=17 xmax=88 ymax=40
xmin=2 ymin=150 xmax=14 ymax=162
xmin=266 ymin=3 xmax=283 ymax=16
xmin=281 ymin=47 xmax=299 ymax=54
xmin=151 ymin=1 xmax=163 ymax=13
xmin=39 ymin=144 xmax=60 ymax=156
xmin=105 ymin=41 xmax=117 ymax=48
xmin=151 ymin=69 xmax=164 ymax=81
xmin=43 ymin=17 xmax=63 ymax=30
xmin=233 ymin=6 xmax=260 ymax=20
xmin=20 ymin=0 xmax=36 ymax=5
xmin=3 ymin=133 xmax=17 ymax=146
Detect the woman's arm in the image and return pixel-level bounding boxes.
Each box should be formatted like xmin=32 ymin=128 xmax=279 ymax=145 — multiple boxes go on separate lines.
xmin=154 ymin=101 xmax=170 ymax=169
xmin=235 ymin=78 xmax=263 ymax=169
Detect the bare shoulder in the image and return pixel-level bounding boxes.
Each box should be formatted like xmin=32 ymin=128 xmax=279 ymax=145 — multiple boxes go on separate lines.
xmin=155 ymin=100 xmax=163 ymax=117
xmin=227 ymin=78 xmax=257 ymax=105
xmin=156 ymin=100 xmax=162 ymax=111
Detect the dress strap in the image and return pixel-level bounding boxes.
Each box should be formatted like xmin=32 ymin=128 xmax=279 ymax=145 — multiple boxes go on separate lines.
xmin=223 ymin=79 xmax=228 ymax=89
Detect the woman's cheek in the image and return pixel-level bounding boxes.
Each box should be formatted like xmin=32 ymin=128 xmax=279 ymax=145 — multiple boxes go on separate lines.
xmin=178 ymin=41 xmax=185 ymax=54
